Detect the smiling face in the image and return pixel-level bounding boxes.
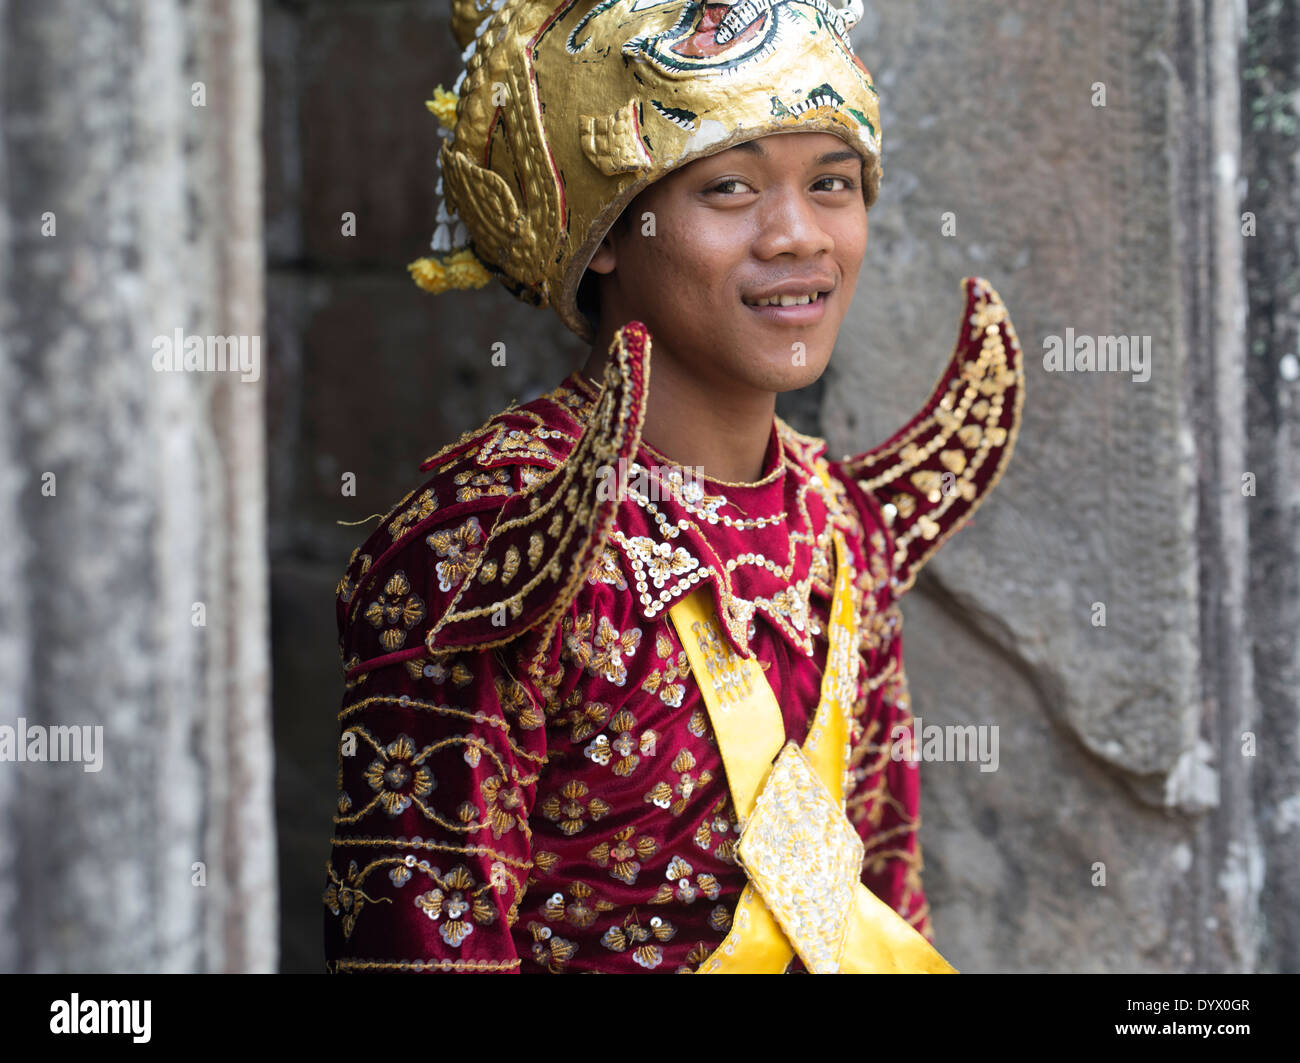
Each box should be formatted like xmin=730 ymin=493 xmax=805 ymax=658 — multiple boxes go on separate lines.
xmin=584 ymin=130 xmax=869 ymax=397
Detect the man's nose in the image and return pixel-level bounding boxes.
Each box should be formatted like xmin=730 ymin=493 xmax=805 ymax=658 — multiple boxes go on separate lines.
xmin=751 ymin=184 xmax=835 ymax=259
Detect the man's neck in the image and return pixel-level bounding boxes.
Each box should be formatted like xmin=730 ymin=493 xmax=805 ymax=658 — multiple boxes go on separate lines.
xmin=581 ymin=343 xmax=777 ymax=485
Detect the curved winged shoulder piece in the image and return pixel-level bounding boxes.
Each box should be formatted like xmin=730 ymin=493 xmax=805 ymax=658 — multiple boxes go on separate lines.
xmin=335 ymin=321 xmax=652 ymax=683
xmin=834 ymin=277 xmax=1025 ymax=598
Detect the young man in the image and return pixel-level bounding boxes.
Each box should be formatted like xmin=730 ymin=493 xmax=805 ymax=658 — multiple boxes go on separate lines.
xmin=323 ymin=0 xmax=1024 ymax=973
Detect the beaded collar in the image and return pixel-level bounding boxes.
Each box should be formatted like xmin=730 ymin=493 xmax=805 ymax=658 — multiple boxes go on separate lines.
xmin=555 ymin=371 xmax=847 ymax=660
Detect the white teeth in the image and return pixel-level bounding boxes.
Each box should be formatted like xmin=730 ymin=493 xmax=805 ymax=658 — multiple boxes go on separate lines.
xmin=747 ymin=292 xmax=820 ymax=307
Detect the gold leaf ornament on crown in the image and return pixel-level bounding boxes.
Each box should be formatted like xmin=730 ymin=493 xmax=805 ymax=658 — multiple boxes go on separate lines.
xmin=409 ymin=0 xmax=884 ymax=342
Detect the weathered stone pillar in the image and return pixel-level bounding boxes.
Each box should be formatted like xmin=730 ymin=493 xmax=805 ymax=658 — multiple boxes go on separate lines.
xmin=0 ymin=0 xmax=274 ymax=972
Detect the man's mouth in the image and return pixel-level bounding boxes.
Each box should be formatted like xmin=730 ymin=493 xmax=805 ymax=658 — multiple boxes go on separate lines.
xmin=742 ymin=289 xmax=829 ymax=308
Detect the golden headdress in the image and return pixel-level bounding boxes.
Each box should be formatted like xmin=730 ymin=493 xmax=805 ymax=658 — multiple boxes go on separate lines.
xmin=410 ymin=0 xmax=884 ymax=342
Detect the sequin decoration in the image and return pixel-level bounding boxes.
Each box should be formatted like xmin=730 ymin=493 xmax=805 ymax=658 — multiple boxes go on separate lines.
xmin=736 ymin=742 xmax=864 ymax=974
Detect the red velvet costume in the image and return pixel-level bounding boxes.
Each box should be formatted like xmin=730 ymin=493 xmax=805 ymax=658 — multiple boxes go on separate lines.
xmin=323 ymin=280 xmax=1024 ymax=973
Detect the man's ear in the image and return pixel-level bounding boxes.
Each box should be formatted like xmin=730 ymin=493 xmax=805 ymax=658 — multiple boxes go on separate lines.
xmin=587 ymin=230 xmax=617 ymax=275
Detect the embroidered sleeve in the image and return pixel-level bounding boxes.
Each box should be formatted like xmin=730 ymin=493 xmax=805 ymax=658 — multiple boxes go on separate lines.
xmin=847 ymin=605 xmax=933 ymax=943
xmin=323 ymin=644 xmax=549 ymax=973
xmin=835 ymin=277 xmax=1024 ymax=598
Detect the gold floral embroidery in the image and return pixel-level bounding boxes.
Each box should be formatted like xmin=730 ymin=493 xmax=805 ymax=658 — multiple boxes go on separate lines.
xmin=362 ymin=734 xmax=435 ymax=816
xmin=363 ymin=572 xmax=426 ymax=651
xmin=427 ymin=515 xmax=485 ymax=592
xmin=476 ymin=774 xmax=527 ymax=839
xmin=341 ymin=652 xmax=369 ymax=693
xmin=643 ymin=753 xmax=714 ymax=817
xmin=583 ymin=708 xmax=656 ymax=775
xmin=562 ymin=612 xmax=643 ymax=687
xmin=680 ymin=941 xmax=715 ymax=972
xmin=561 ymin=612 xmax=592 ymax=663
xmin=563 ymin=697 xmax=611 ymax=743
xmin=539 ymin=880 xmax=614 ymax=929
xmin=600 ymin=912 xmax=676 ymax=968
xmin=640 ymin=631 xmax=689 ymax=707
xmin=531 ymin=850 xmax=560 ymax=877
xmin=335 ymin=549 xmax=372 ymax=605
xmin=674 ymin=753 xmax=713 ymax=816
xmin=587 ymin=825 xmax=658 ymax=885
xmin=752 ymin=585 xmax=810 ymax=634
xmin=453 ymin=467 xmax=512 ymax=503
xmin=322 ymin=859 xmax=381 ymax=939
xmin=413 ymin=864 xmax=497 ymax=947
xmin=691 ymin=796 xmax=740 ymax=865
xmin=497 ymin=427 xmax=559 ymax=464
xmin=494 ymin=674 xmax=543 ymax=730
xmin=519 ymin=464 xmax=551 ymax=491
xmin=856 ymin=536 xmax=891 ymax=655
xmin=808 ymin=537 xmax=832 ymax=588
xmin=525 ymin=921 xmax=578 ymax=972
xmin=670 ymin=852 xmax=722 ymax=904
xmin=527 ymin=658 xmax=566 ymax=716
xmin=539 ymin=780 xmax=611 ymax=835
xmin=501 ymin=545 xmax=520 ymax=583
xmin=588 ymin=544 xmax=627 ymax=590
xmin=403 ymin=656 xmax=474 ymax=686
xmin=388 ymin=488 xmax=438 ymax=541
xmin=647 ymin=855 xmax=721 ymax=904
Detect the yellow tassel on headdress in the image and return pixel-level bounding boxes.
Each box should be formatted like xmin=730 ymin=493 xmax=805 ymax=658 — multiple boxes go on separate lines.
xmin=424 ymin=85 xmax=459 ymax=130
xmin=408 ymin=248 xmax=492 ymax=293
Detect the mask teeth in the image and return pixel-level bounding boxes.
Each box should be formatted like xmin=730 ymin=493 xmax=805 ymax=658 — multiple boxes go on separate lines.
xmin=428 ymin=102 xmax=467 ymax=254
xmin=430 ymin=188 xmax=468 ymax=254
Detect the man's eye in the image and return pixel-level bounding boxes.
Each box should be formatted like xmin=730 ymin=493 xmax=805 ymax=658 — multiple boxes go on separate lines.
xmin=708 ymin=176 xmax=857 ymax=194
xmin=708 ymin=179 xmax=753 ymax=195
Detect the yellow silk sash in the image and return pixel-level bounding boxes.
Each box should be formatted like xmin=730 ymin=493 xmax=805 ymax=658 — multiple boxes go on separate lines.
xmin=666 ymin=471 xmax=957 ymax=975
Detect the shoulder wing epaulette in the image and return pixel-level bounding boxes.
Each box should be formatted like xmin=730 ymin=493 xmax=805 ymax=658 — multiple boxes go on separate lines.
xmin=338 ymin=320 xmax=652 ymax=680
xmin=833 ymin=276 xmax=1025 ymax=597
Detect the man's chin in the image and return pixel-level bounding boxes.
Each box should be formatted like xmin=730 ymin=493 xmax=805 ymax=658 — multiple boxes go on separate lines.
xmin=723 ymin=345 xmax=833 ymax=395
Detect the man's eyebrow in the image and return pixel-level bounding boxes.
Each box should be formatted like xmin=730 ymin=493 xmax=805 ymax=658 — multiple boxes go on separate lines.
xmin=814 ymin=149 xmax=862 ymax=165
xmin=726 ymin=141 xmax=860 ymax=165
